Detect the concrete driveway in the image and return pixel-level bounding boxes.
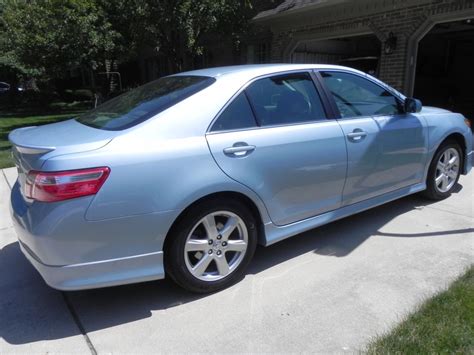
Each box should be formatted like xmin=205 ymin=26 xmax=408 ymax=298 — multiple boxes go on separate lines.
xmin=1 ymin=164 xmax=472 ymax=354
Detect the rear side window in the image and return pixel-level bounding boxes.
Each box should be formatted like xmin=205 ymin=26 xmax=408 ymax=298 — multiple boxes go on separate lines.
xmin=77 ymin=75 xmax=215 ymax=130
xmin=211 ymin=92 xmax=257 ymax=132
xmin=245 ymin=72 xmax=327 ymax=126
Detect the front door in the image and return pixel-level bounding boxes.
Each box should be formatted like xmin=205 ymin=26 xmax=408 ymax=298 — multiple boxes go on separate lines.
xmin=319 ymin=70 xmax=427 ymax=205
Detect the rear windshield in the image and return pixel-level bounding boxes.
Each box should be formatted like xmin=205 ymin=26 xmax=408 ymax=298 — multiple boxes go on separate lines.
xmin=77 ymin=75 xmax=215 ymax=130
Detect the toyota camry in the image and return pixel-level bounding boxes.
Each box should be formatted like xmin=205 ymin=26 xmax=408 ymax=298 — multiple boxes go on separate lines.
xmin=9 ymin=64 xmax=473 ymax=293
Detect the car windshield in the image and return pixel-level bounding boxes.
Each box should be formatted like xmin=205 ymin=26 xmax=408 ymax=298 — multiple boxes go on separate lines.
xmin=77 ymin=75 xmax=215 ymax=130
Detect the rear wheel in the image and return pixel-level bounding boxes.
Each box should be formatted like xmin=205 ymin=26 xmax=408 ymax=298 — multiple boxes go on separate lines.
xmin=422 ymin=141 xmax=462 ymax=200
xmin=165 ymin=199 xmax=257 ymax=293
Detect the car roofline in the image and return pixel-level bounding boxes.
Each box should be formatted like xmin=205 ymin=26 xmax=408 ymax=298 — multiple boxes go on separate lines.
xmin=170 ymin=64 xmax=366 ymax=79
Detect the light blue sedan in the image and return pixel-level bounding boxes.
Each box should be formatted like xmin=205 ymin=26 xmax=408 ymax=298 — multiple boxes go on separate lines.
xmin=9 ymin=64 xmax=473 ymax=293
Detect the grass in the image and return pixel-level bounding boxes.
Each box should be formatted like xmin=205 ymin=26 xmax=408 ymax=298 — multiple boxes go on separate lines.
xmin=0 ymin=111 xmax=83 ymax=169
xmin=366 ymin=266 xmax=474 ymax=354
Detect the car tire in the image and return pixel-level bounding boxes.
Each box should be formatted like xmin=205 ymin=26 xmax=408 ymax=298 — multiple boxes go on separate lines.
xmin=164 ymin=198 xmax=258 ymax=293
xmin=422 ymin=140 xmax=463 ymax=200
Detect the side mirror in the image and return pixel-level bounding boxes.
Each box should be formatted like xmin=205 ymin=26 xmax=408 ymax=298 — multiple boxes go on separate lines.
xmin=404 ymin=98 xmax=422 ymax=113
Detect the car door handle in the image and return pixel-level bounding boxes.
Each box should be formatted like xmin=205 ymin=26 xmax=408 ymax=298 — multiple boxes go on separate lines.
xmin=347 ymin=130 xmax=368 ymax=142
xmin=223 ymin=143 xmax=256 ymax=157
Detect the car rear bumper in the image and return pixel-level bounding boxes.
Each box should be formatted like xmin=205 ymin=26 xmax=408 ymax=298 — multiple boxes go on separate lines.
xmin=10 ymin=180 xmax=175 ymax=290
xmin=19 ymin=240 xmax=164 ymax=290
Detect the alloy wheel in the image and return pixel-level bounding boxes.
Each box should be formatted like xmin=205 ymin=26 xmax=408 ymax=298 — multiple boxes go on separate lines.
xmin=435 ymin=147 xmax=460 ymax=193
xmin=184 ymin=211 xmax=248 ymax=281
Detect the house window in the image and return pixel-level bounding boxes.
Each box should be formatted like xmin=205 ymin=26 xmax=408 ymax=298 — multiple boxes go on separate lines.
xmin=248 ymin=43 xmax=270 ymax=64
xmin=255 ymin=43 xmax=269 ymax=63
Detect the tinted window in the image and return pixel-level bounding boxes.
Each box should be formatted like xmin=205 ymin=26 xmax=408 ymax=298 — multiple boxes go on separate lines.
xmin=211 ymin=92 xmax=257 ymax=132
xmin=321 ymin=71 xmax=402 ymax=118
xmin=77 ymin=76 xmax=215 ymax=130
xmin=245 ymin=72 xmax=326 ymax=126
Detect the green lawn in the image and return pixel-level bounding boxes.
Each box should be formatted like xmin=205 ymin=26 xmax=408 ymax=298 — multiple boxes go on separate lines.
xmin=366 ymin=266 xmax=474 ymax=354
xmin=0 ymin=112 xmax=83 ymax=169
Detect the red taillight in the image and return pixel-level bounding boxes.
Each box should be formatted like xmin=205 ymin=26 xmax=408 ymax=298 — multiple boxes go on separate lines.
xmin=25 ymin=167 xmax=110 ymax=202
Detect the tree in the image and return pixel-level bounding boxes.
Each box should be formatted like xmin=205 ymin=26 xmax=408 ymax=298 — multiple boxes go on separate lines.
xmin=1 ymin=0 xmax=120 ymax=84
xmin=0 ymin=0 xmax=272 ymax=90
xmin=99 ymin=0 xmax=253 ymax=73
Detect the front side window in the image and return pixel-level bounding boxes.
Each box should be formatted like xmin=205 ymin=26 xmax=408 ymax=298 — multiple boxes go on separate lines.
xmin=245 ymin=72 xmax=327 ymax=126
xmin=321 ymin=71 xmax=403 ymax=118
xmin=77 ymin=75 xmax=215 ymax=130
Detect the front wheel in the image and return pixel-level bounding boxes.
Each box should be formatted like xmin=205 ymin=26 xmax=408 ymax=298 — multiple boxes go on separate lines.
xmin=165 ymin=199 xmax=257 ymax=293
xmin=422 ymin=141 xmax=463 ymax=200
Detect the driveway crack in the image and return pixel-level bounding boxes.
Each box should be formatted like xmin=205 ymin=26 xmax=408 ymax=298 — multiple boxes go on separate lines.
xmin=61 ymin=292 xmax=98 ymax=355
xmin=1 ymin=169 xmax=12 ymax=190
